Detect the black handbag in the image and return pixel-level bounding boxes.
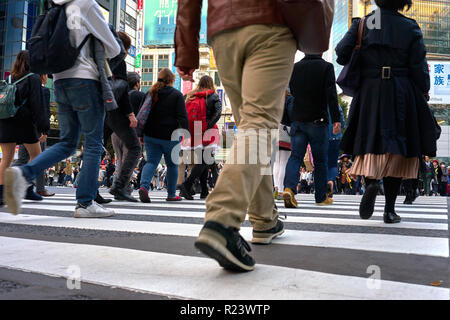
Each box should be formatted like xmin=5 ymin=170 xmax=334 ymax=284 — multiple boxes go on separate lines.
xmin=336 ymin=17 xmax=365 ymax=97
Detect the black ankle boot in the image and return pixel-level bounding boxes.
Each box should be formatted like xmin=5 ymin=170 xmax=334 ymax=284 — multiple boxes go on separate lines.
xmin=95 ymin=191 xmax=112 ymax=204
xmin=359 ymin=182 xmax=379 ymax=219
xmin=384 ymin=211 xmax=401 ymax=224
xmin=403 ymin=192 xmax=413 ymax=205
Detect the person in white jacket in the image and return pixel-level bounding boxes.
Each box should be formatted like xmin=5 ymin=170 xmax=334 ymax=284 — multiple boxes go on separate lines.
xmin=4 ymin=0 xmax=121 ymax=218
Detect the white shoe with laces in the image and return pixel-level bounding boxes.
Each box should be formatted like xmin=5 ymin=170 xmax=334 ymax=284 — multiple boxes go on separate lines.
xmin=4 ymin=167 xmax=30 ymax=215
xmin=74 ymin=201 xmax=115 ymax=218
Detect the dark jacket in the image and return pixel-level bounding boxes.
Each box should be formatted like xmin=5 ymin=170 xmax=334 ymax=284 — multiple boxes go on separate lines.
xmin=289 ymin=55 xmax=340 ymax=124
xmin=281 ymin=95 xmax=294 ymax=126
xmin=111 ymin=60 xmax=133 ymax=116
xmin=205 ymin=93 xmax=222 ymax=129
xmin=175 ymin=0 xmax=284 ymax=69
xmin=42 ymin=86 xmax=51 ymax=135
xmin=144 ymin=86 xmax=189 ymax=141
xmin=337 ymin=9 xmax=438 ymax=158
xmin=129 ymin=89 xmax=146 ymax=116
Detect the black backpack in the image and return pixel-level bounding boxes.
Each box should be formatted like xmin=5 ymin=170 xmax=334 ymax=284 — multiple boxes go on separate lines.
xmin=29 ymin=0 xmax=90 ymax=74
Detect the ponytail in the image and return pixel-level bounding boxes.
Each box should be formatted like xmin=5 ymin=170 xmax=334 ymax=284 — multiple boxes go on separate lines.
xmin=150 ymin=68 xmax=175 ymax=100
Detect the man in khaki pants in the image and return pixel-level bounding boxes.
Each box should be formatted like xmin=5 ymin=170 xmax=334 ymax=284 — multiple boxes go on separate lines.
xmin=175 ymin=1 xmax=296 ymax=272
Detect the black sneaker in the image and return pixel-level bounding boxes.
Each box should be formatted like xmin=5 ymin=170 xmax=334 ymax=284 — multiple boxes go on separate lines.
xmin=195 ymin=221 xmax=255 ymax=272
xmin=359 ymin=183 xmax=379 ymax=219
xmin=110 ymin=186 xmax=138 ymax=202
xmin=252 ymin=220 xmax=284 ymax=245
xmin=180 ymin=183 xmax=194 ymax=200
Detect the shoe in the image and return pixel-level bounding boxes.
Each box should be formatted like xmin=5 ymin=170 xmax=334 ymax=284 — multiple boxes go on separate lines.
xmin=252 ymin=220 xmax=285 ymax=245
xmin=110 ymin=186 xmax=138 ymax=202
xmin=74 ymin=202 xmax=115 ymax=218
xmin=180 ymin=183 xmax=194 ymax=200
xmin=4 ymin=167 xmax=30 ymax=215
xmin=327 ymin=183 xmax=333 ymax=199
xmin=166 ymin=196 xmax=182 ymax=201
xmin=195 ymin=221 xmax=255 ymax=272
xmin=95 ymin=192 xmax=112 ymax=204
xmin=359 ymin=183 xmax=379 ymax=219
xmin=316 ymin=197 xmax=333 ymax=206
xmin=282 ymin=187 xmax=298 ymax=208
xmin=138 ymin=187 xmax=151 ymax=203
xmin=384 ymin=211 xmax=401 ymax=224
xmin=25 ymin=186 xmax=43 ymax=201
xmin=276 ymin=195 xmax=284 ymax=200
xmin=200 ymin=191 xmax=209 ymax=199
xmin=190 ymin=185 xmax=196 ymax=196
xmin=37 ymin=190 xmax=55 ymax=197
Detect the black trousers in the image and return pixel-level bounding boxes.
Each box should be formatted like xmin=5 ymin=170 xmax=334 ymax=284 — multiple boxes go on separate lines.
xmin=105 ymin=110 xmax=141 ymax=189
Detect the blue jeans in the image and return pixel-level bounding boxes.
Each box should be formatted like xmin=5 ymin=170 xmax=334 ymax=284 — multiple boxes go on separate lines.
xmin=22 ymin=79 xmax=105 ymax=206
xmin=284 ymin=121 xmax=329 ymax=203
xmin=140 ymin=136 xmax=180 ymax=198
xmin=327 ymin=139 xmax=340 ymax=182
xmin=63 ymin=175 xmax=73 ymax=185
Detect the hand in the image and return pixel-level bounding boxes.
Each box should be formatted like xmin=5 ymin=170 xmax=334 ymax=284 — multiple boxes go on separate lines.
xmin=177 ymin=67 xmax=195 ymax=82
xmin=39 ymin=134 xmax=47 ymax=143
xmin=332 ymin=122 xmax=342 ymax=135
xmin=128 ymin=113 xmax=138 ymax=128
xmin=139 ymin=137 xmax=144 ymax=145
xmin=181 ymin=137 xmax=191 ymax=148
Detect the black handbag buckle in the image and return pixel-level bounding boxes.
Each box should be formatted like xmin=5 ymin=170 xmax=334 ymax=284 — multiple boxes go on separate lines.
xmin=382 ymin=66 xmax=391 ymax=80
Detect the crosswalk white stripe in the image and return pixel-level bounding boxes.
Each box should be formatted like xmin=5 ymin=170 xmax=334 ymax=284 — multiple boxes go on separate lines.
xmin=14 ymin=204 xmax=448 ymax=230
xmin=0 ymin=213 xmax=447 ymax=257
xmin=29 ymin=198 xmax=448 ymax=213
xmin=0 ymin=237 xmax=447 ymax=300
xmin=19 ymin=201 xmax=447 ymax=220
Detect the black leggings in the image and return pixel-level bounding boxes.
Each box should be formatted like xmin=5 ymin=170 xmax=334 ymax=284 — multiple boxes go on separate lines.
xmin=365 ymin=177 xmax=402 ymax=213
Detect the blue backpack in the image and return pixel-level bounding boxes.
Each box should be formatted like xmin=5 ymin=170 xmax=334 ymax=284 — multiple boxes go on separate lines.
xmin=0 ymin=73 xmax=34 ymax=120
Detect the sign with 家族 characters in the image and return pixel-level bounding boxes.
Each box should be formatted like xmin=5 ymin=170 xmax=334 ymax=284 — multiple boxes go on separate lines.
xmin=429 ymin=61 xmax=450 ymax=105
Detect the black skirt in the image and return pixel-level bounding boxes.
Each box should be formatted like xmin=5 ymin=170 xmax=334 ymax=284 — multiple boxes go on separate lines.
xmin=340 ymin=74 xmax=438 ymax=158
xmin=0 ymin=111 xmax=40 ymax=144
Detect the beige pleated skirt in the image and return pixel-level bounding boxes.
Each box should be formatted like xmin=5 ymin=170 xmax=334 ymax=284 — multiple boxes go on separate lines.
xmin=347 ymin=153 xmax=419 ymax=180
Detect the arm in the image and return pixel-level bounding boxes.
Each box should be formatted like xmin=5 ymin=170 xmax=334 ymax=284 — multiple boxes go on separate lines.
xmin=325 ymin=64 xmax=341 ymax=129
xmin=174 ymin=0 xmax=203 ymax=75
xmin=175 ymin=92 xmax=189 ymax=131
xmin=86 ymin=3 xmax=121 ymax=59
xmin=408 ymin=23 xmax=430 ymax=94
xmin=42 ymin=87 xmax=51 ymax=135
xmin=281 ymin=96 xmax=294 ymax=126
xmin=335 ymin=18 xmax=360 ymax=66
xmin=207 ymin=94 xmax=222 ymax=129
xmin=28 ymin=75 xmax=49 ymax=135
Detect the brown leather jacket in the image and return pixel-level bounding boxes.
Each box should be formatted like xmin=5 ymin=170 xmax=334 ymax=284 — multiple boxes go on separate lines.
xmin=174 ymin=0 xmax=285 ymax=69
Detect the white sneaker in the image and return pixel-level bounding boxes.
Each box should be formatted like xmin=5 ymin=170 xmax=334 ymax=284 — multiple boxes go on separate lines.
xmin=74 ymin=202 xmax=115 ymax=218
xmin=4 ymin=167 xmax=30 ymax=215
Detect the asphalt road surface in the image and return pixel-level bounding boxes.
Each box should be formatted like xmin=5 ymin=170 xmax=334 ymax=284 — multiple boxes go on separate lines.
xmin=0 ymin=186 xmax=448 ymax=300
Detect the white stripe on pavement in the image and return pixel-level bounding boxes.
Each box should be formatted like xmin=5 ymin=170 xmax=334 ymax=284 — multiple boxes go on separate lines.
xmin=15 ymin=204 xmax=448 ymax=230
xmin=19 ymin=202 xmax=447 ymax=220
xmin=0 ymin=237 xmax=447 ymax=300
xmin=0 ymin=213 xmax=447 ymax=257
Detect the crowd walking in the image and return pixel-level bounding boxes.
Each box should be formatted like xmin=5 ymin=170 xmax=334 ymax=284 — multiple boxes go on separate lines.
xmin=0 ymin=0 xmax=442 ymax=275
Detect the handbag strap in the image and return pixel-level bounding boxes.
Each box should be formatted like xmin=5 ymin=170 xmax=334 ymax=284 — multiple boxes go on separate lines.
xmin=355 ymin=17 xmax=366 ymax=50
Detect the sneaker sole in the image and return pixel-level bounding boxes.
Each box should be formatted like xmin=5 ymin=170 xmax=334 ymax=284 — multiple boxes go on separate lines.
xmin=4 ymin=168 xmax=24 ymax=215
xmin=195 ymin=236 xmax=254 ymax=272
xmin=74 ymin=211 xmax=114 ymax=218
xmin=139 ymin=189 xmax=151 ymax=203
xmin=252 ymin=229 xmax=285 ymax=245
xmin=283 ymin=192 xmax=298 ymax=208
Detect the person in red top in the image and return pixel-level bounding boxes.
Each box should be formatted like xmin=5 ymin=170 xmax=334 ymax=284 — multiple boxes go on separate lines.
xmin=179 ymin=76 xmax=222 ymax=200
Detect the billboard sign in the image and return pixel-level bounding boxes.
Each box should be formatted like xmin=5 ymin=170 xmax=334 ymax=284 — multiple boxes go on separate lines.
xmin=429 ymin=61 xmax=450 ymax=105
xmin=144 ymin=0 xmax=208 ymax=46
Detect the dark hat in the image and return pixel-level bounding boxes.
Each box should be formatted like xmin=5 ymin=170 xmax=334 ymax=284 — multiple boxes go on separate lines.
xmin=339 ymin=154 xmax=351 ymax=160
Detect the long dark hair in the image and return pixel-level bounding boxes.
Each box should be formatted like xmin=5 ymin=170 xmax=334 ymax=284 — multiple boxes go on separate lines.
xmin=150 ymin=68 xmax=175 ymax=100
xmin=375 ymin=0 xmax=412 ymax=11
xmin=11 ymin=50 xmax=30 ymax=79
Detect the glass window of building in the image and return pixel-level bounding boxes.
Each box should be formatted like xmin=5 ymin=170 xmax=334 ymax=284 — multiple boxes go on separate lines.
xmin=158 ymin=54 xmax=169 ymax=71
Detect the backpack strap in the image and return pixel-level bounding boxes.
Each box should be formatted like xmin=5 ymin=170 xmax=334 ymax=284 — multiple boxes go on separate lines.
xmin=13 ymin=73 xmax=34 ymax=85
xmin=76 ymin=34 xmax=92 ymax=54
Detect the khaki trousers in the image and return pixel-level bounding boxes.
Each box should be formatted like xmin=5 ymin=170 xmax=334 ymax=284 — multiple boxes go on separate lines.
xmin=205 ymin=25 xmax=297 ymax=231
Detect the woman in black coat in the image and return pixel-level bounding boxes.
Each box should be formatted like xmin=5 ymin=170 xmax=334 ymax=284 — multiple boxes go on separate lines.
xmin=0 ymin=50 xmax=48 ymax=206
xmin=336 ymin=0 xmax=439 ymax=224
